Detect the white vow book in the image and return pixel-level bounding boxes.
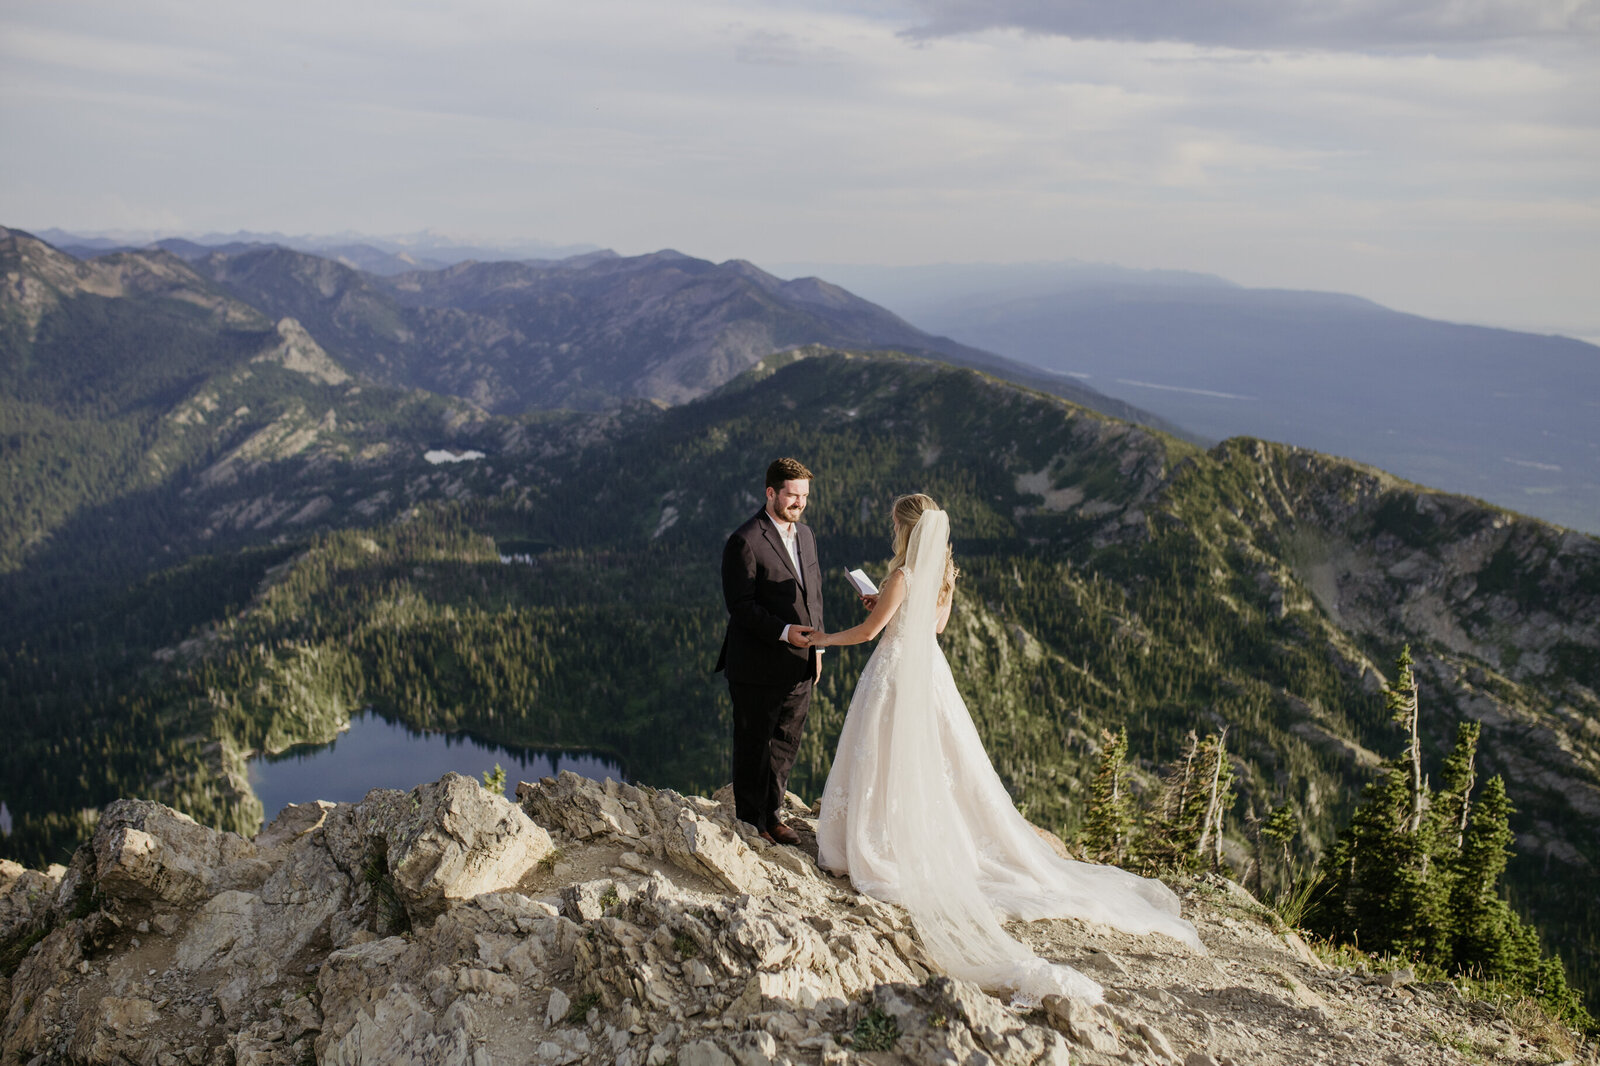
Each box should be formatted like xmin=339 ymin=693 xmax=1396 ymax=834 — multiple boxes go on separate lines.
xmin=843 ymin=568 xmax=880 ymax=597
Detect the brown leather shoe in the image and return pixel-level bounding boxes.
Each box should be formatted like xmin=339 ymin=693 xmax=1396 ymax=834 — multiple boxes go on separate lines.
xmin=765 ymin=821 xmax=801 ymax=846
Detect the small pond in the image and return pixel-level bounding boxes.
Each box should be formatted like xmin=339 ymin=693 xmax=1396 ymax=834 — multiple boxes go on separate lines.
xmin=248 ymin=712 xmax=624 ymax=819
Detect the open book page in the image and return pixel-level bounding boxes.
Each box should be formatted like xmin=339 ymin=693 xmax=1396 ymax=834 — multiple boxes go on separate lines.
xmin=844 ymin=568 xmax=880 ymax=596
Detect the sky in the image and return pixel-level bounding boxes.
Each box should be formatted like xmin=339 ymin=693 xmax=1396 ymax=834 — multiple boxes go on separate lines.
xmin=1 ymin=0 xmax=1596 ymax=339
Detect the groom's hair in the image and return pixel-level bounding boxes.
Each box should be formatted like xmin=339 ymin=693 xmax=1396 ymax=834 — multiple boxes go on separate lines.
xmin=766 ymin=457 xmax=813 ymax=491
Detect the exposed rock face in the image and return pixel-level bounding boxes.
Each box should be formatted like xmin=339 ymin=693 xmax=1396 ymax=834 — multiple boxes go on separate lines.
xmin=0 ymin=772 xmax=1584 ymax=1065
xmin=90 ymin=800 xmax=259 ymax=909
xmin=1185 ymin=441 xmax=1600 ymax=873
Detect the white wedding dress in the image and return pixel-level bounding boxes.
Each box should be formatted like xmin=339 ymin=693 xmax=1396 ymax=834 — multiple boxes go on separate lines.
xmin=816 ymin=509 xmax=1202 ymax=1005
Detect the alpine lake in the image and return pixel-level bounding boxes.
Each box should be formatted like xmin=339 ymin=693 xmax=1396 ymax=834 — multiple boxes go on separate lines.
xmin=247 ymin=712 xmax=625 ymax=818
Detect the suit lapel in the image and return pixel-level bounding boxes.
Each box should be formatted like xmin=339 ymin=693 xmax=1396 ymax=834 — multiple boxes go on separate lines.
xmin=797 ymin=525 xmax=816 ymax=611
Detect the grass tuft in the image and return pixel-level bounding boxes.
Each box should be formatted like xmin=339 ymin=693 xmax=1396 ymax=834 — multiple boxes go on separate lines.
xmin=852 ymin=1006 xmax=900 ymax=1052
xmin=566 ymin=991 xmax=602 ymax=1024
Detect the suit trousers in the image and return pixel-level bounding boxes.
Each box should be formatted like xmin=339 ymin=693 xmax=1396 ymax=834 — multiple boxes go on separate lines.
xmin=728 ymin=678 xmax=812 ymax=831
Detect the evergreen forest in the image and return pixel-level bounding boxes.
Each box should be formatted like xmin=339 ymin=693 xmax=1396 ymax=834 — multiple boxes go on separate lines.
xmin=3 ymin=229 xmax=1597 ymax=1019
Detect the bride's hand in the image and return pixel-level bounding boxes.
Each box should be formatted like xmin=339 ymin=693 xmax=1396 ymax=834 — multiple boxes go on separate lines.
xmin=812 ymin=632 xmax=830 ymax=648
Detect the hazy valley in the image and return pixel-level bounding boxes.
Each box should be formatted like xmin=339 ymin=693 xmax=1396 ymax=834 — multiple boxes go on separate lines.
xmin=776 ymin=260 xmax=1600 ymax=535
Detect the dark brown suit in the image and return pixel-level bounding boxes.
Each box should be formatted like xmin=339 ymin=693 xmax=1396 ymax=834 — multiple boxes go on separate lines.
xmin=716 ymin=509 xmax=824 ymax=829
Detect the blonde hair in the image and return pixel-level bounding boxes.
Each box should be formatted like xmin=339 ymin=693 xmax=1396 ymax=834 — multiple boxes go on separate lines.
xmin=887 ymin=493 xmax=958 ymax=605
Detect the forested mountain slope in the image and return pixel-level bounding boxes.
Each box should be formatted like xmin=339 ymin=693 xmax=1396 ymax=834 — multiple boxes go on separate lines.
xmin=0 ymin=227 xmax=517 ymax=591
xmin=2 ymin=324 xmax=1596 ymax=1008
xmin=3 ymin=224 xmax=1597 ymax=1008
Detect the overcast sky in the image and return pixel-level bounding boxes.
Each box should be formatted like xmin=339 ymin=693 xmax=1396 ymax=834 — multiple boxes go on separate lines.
xmin=2 ymin=0 xmax=1596 ymax=337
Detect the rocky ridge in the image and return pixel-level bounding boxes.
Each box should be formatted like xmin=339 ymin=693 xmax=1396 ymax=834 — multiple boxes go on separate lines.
xmin=1 ymin=228 xmax=265 ymax=338
xmin=2 ymin=772 xmax=1589 ymax=1066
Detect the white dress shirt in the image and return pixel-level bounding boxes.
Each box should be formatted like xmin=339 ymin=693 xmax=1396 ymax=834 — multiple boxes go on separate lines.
xmin=769 ymin=513 xmax=819 ymax=651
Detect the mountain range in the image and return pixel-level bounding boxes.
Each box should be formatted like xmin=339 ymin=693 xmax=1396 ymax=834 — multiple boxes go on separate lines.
xmin=778 ymin=261 xmax=1600 ymax=534
xmin=1 ymin=223 xmax=1597 ymax=1011
xmin=35 ymin=226 xmax=603 ymax=276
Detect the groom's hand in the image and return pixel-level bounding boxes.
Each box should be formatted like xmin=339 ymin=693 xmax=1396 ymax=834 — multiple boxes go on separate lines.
xmin=787 ymin=626 xmax=814 ymax=647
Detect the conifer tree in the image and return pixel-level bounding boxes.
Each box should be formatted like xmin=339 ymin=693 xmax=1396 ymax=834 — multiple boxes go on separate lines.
xmin=1261 ymin=803 xmax=1299 ymax=894
xmin=1302 ymin=650 xmax=1589 ymax=1025
xmin=1449 ymin=774 xmax=1518 ymax=974
xmin=1306 ymin=647 xmax=1445 ymax=957
xmin=1081 ymin=727 xmax=1132 ymax=864
xmin=1429 ymin=721 xmax=1479 ymax=867
xmin=1135 ymin=730 xmax=1200 ymax=872
xmin=1385 ymin=645 xmax=1426 ymax=838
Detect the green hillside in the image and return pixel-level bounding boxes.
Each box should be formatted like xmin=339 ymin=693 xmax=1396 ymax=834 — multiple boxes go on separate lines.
xmin=1 ymin=230 xmax=1596 ymax=1010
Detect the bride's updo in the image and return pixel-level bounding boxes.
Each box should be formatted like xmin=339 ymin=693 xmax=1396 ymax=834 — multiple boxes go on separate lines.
xmin=887 ymin=493 xmax=958 ymax=605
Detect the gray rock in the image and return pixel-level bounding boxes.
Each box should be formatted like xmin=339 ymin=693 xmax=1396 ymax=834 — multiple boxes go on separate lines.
xmin=726 ymin=1029 xmax=779 ymax=1066
xmin=456 ymin=968 xmax=516 ymax=999
xmin=562 ymin=878 xmax=620 ymax=922
xmin=670 ymin=808 xmax=772 ymax=895
xmin=1138 ymin=1019 xmax=1179 ymax=1062
xmin=1374 ymin=967 xmax=1416 ymax=988
xmin=0 ymin=771 xmax=1553 ymax=1066
xmin=679 ymin=1039 xmax=737 ymax=1066
xmin=547 ymin=987 xmax=571 ymax=1026
xmin=355 ymin=773 xmax=553 ymax=922
xmin=1043 ymin=993 xmax=1123 ymax=1054
xmin=90 ymin=799 xmax=256 ymax=908
xmin=0 ymin=860 xmax=62 ymax=948
xmin=66 ymin=995 xmax=158 ymax=1063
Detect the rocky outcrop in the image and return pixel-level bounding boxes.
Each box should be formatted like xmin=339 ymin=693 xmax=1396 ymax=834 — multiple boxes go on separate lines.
xmin=1 ymin=772 xmax=1587 ymax=1066
xmin=1189 ymin=441 xmax=1600 ymax=876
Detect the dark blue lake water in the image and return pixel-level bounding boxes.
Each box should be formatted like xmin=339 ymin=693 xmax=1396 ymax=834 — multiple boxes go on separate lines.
xmin=248 ymin=713 xmax=625 ymax=819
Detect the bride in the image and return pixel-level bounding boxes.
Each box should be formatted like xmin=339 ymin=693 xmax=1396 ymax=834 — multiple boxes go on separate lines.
xmin=809 ymin=493 xmax=1202 ymax=1004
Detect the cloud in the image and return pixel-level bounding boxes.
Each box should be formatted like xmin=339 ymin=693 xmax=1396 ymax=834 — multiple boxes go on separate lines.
xmin=898 ymin=0 xmax=1600 ymax=50
xmin=1 ymin=0 xmax=1595 ymax=336
xmin=734 ymin=27 xmax=845 ymax=65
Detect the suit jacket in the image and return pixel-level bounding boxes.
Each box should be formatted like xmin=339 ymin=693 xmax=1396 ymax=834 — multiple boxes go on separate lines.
xmin=715 ymin=509 xmax=824 ymax=687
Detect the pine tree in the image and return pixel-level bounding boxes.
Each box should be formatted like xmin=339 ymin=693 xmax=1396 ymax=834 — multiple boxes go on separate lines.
xmin=1261 ymin=803 xmax=1299 ymax=894
xmin=1300 ymin=650 xmax=1589 ymax=1025
xmin=1307 ymin=763 xmax=1425 ymax=952
xmin=1449 ymin=774 xmax=1518 ymax=974
xmin=1385 ymin=645 xmax=1426 ymax=839
xmin=1081 ymin=727 xmax=1133 ymax=864
xmin=1306 ymin=647 xmax=1448 ymax=957
xmin=1428 ymin=721 xmax=1479 ymax=869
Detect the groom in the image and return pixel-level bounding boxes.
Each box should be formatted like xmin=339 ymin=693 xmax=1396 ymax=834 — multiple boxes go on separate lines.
xmin=715 ymin=457 xmax=824 ymax=846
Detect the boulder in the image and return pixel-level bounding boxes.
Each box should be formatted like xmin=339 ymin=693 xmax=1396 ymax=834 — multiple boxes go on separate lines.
xmin=354 ymin=773 xmax=553 ymax=921
xmin=667 ymin=808 xmax=771 ymax=895
xmin=0 ymin=859 xmax=61 ymax=950
xmin=90 ymin=799 xmax=256 ymax=908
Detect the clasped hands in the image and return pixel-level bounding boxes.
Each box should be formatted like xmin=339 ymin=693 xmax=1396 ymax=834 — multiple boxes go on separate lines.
xmin=787 ymin=594 xmax=876 ymax=649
